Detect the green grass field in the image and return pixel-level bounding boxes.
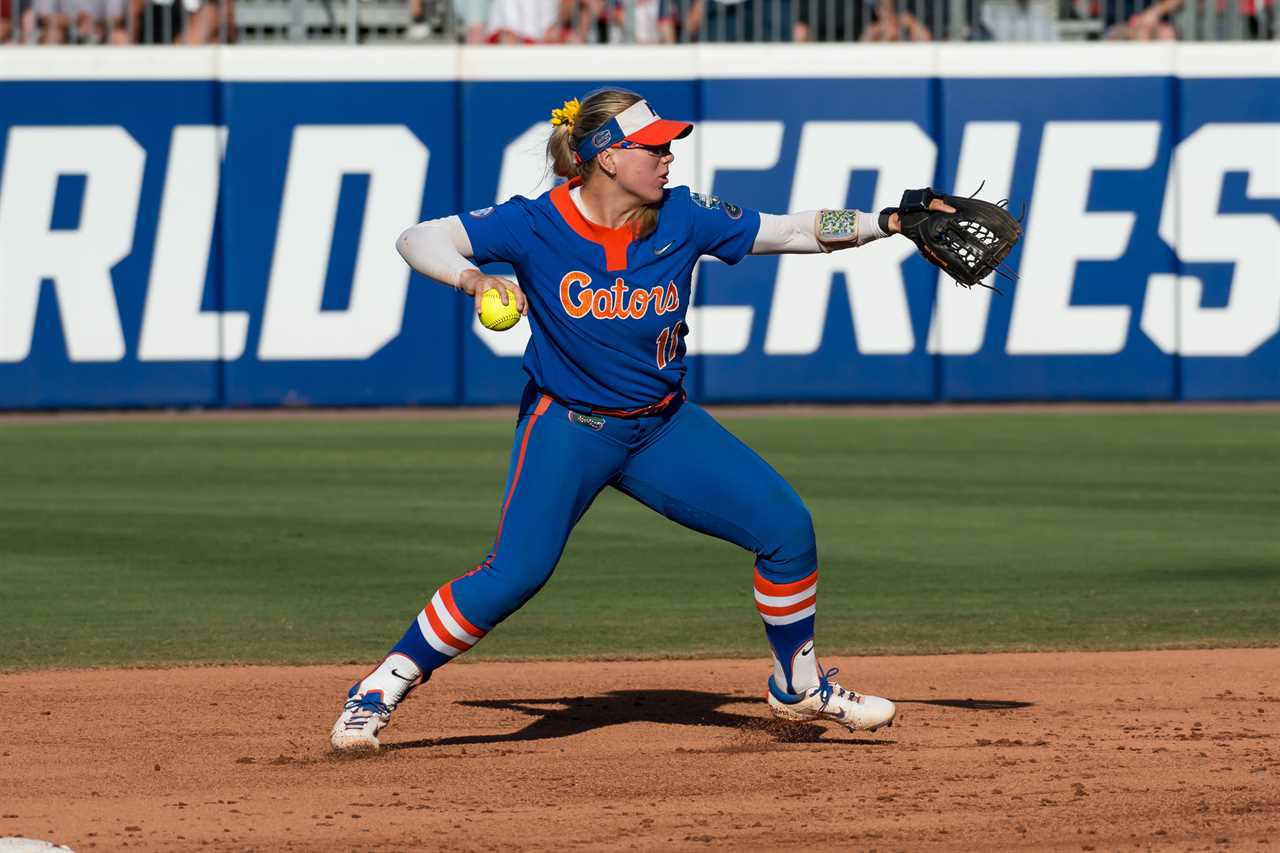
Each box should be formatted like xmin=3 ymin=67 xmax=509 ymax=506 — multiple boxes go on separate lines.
xmin=1 ymin=410 xmax=1277 ymax=671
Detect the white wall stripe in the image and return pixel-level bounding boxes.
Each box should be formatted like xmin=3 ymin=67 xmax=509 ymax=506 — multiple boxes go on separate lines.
xmin=459 ymin=45 xmax=699 ymax=81
xmin=431 ymin=592 xmax=482 ymax=645
xmin=935 ymin=43 xmax=1174 ymax=78
xmin=1175 ymin=44 xmax=1280 ymax=77
xmin=222 ymin=46 xmax=458 ymax=81
xmin=0 ymin=47 xmax=217 ymax=80
xmin=696 ymin=43 xmax=935 ymax=79
xmin=2 ymin=45 xmax=1274 ymax=83
xmin=417 ymin=609 xmax=462 ymax=658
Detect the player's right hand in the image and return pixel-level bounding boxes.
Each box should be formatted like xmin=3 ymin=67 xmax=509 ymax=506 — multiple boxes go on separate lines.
xmin=458 ymin=270 xmax=528 ymax=317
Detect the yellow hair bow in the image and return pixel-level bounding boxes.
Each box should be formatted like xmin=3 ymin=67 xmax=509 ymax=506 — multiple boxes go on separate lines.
xmin=550 ymin=98 xmax=581 ymax=129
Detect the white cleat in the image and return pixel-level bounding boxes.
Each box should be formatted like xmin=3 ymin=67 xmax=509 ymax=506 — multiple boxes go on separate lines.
xmin=330 ymin=687 xmax=393 ymax=752
xmin=329 ymin=653 xmax=421 ymax=752
xmin=767 ymin=666 xmax=896 ymax=733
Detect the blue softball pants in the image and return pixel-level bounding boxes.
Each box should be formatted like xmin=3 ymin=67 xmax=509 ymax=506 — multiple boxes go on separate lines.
xmin=393 ymin=383 xmax=820 ymax=688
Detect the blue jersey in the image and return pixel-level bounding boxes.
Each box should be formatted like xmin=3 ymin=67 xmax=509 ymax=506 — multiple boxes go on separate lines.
xmin=461 ymin=181 xmax=761 ymax=411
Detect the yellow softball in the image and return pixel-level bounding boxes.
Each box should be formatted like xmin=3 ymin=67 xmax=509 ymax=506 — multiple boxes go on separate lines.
xmin=479 ymin=287 xmax=522 ymax=332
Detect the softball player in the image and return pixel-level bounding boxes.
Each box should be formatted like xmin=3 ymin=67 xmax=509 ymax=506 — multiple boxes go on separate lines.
xmin=331 ymin=88 xmax=951 ymax=751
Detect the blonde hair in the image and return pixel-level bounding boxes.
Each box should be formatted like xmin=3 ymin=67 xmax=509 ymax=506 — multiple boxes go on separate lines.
xmin=546 ymin=88 xmax=660 ymax=241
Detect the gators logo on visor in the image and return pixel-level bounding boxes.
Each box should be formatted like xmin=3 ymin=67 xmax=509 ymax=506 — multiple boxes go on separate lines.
xmin=592 ymin=129 xmax=613 ymax=149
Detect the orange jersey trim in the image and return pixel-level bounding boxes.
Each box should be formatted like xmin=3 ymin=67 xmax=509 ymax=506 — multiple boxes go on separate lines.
xmin=550 ymin=179 xmax=634 ymax=272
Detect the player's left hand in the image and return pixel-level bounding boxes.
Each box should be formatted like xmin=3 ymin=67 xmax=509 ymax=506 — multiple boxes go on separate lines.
xmin=887 ymin=186 xmax=1024 ymax=290
xmin=885 ymin=192 xmax=955 ymax=233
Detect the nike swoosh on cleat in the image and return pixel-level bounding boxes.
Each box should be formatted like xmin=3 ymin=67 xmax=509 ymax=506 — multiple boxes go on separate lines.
xmin=390 ymin=668 xmax=415 ymax=682
xmin=654 ymin=240 xmax=675 ymax=256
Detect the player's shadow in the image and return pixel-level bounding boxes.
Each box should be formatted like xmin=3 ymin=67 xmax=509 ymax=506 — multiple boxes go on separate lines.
xmin=893 ymin=698 xmax=1033 ymax=711
xmin=387 ymin=689 xmax=894 ymax=750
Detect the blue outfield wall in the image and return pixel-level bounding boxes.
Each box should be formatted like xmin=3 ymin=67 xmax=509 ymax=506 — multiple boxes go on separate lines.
xmin=0 ymin=45 xmax=1277 ymax=409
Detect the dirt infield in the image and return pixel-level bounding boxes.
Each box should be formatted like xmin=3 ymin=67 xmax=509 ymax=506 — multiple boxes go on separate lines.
xmin=2 ymin=650 xmax=1277 ymax=852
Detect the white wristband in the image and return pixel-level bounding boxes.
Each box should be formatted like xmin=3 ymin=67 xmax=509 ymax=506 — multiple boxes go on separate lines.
xmin=854 ymin=209 xmax=887 ymax=245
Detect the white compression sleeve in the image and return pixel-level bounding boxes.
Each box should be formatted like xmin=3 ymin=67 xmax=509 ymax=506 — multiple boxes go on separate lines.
xmin=395 ymin=215 xmax=478 ymax=288
xmin=751 ymin=210 xmax=887 ymax=255
xmin=752 ymin=211 xmax=822 ymax=254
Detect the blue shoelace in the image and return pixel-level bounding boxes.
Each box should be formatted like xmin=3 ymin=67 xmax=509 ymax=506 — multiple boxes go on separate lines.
xmin=344 ymin=695 xmax=391 ymax=717
xmin=815 ymin=665 xmax=852 ymax=712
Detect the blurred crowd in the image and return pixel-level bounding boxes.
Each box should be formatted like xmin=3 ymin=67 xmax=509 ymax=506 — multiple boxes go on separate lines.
xmin=409 ymin=0 xmax=1274 ymax=44
xmin=421 ymin=0 xmax=1270 ymax=43
xmin=1 ymin=0 xmax=1273 ymax=45
xmin=1 ymin=0 xmax=232 ymax=42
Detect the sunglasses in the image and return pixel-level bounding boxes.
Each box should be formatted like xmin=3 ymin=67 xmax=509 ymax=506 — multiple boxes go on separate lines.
xmin=613 ymin=140 xmax=673 ymax=158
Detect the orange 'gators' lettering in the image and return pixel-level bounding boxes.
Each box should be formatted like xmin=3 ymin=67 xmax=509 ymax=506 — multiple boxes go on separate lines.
xmin=650 ymin=286 xmax=666 ymax=314
xmin=628 ymin=288 xmax=650 ymax=317
xmin=560 ymin=271 xmax=593 ymax=318
xmin=559 ymin=271 xmax=680 ymax=321
xmin=611 ymin=279 xmax=630 ymax=317
xmin=591 ymin=289 xmax=613 ymax=319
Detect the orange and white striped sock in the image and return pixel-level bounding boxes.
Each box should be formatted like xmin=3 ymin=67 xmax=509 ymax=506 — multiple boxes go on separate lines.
xmin=753 ymin=567 xmax=820 ymax=694
xmin=416 ymin=581 xmax=488 ymax=660
xmin=387 ymin=579 xmax=490 ymax=680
